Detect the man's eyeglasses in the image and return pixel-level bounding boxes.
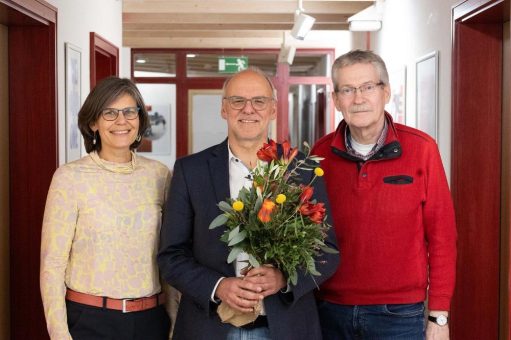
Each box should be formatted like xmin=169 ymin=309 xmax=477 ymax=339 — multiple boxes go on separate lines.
xmin=224 ymin=96 xmax=274 ymax=111
xmin=335 ymin=82 xmax=385 ymax=98
xmin=101 ymin=107 xmax=140 ymax=121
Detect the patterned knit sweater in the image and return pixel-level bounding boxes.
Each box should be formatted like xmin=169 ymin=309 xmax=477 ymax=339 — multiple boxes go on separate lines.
xmin=40 ymin=151 xmax=171 ymax=339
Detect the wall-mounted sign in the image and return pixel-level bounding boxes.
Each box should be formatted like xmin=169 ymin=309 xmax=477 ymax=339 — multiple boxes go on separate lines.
xmin=218 ymin=56 xmax=248 ymax=73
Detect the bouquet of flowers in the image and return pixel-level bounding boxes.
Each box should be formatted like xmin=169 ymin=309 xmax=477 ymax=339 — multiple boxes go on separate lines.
xmin=209 ymin=140 xmax=337 ymax=325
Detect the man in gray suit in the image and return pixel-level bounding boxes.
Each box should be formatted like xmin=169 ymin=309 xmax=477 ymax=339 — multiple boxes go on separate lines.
xmin=158 ymin=67 xmax=339 ymax=340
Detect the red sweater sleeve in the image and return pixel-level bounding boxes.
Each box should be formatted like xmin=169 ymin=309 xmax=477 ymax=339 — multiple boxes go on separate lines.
xmin=422 ymin=142 xmax=457 ymax=310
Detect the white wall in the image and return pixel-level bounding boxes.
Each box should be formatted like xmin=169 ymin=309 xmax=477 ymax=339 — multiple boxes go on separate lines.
xmin=121 ymin=47 xmax=132 ymax=78
xmin=45 ymin=0 xmax=123 ymax=165
xmin=372 ymin=0 xmax=459 ymax=181
xmin=303 ymin=30 xmax=351 ymax=58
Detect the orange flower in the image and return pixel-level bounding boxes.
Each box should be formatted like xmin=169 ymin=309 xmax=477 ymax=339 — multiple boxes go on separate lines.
xmin=299 ymin=202 xmax=326 ymax=224
xmin=257 ymin=140 xmax=279 ymax=162
xmin=258 ymin=199 xmax=276 ymax=223
xmin=282 ymin=140 xmax=298 ymax=164
xmin=299 ymin=185 xmax=314 ymax=204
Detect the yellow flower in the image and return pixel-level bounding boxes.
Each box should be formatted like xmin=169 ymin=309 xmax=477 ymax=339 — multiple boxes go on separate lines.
xmin=232 ymin=200 xmax=244 ymax=211
xmin=276 ymin=194 xmax=287 ymax=204
xmin=314 ymin=167 xmax=324 ymax=177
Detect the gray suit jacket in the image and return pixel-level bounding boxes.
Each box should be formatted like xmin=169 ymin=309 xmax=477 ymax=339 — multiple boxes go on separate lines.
xmin=158 ymin=139 xmax=339 ymax=340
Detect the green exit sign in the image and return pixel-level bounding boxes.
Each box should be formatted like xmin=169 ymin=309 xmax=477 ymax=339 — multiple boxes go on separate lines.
xmin=218 ymin=56 xmax=248 ymax=73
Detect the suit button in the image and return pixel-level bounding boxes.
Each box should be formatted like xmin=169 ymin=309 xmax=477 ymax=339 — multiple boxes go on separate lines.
xmin=362 ymin=173 xmax=368 ymax=178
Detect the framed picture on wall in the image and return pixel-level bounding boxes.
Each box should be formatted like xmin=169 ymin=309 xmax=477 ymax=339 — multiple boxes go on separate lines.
xmin=138 ymin=104 xmax=172 ymax=155
xmin=415 ymin=51 xmax=439 ymax=141
xmin=65 ymin=42 xmax=82 ymax=162
xmin=386 ymin=66 xmax=407 ymax=124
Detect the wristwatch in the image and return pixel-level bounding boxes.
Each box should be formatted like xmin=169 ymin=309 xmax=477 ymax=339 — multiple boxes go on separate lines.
xmin=428 ymin=314 xmax=448 ymax=326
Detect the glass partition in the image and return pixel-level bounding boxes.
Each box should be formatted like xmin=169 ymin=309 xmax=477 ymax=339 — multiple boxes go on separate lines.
xmin=288 ymin=84 xmax=331 ymax=151
xmin=133 ymin=52 xmax=176 ymax=77
xmin=289 ymin=54 xmax=330 ymax=77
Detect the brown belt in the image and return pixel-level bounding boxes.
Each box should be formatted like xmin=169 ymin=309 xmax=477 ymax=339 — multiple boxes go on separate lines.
xmin=66 ymin=289 xmax=165 ymax=313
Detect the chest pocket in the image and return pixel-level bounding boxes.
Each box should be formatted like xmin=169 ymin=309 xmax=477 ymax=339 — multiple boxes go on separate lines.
xmin=383 ymin=175 xmax=413 ymax=185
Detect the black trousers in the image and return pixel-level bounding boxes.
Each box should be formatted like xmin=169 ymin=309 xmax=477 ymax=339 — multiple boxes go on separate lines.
xmin=66 ymin=300 xmax=170 ymax=340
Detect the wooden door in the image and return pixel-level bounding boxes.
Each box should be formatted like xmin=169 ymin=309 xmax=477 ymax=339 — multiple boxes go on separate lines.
xmin=0 ymin=21 xmax=8 ymax=340
xmin=1 ymin=0 xmax=58 ymax=338
xmin=90 ymin=32 xmax=119 ymax=89
xmin=450 ymin=1 xmax=509 ymax=339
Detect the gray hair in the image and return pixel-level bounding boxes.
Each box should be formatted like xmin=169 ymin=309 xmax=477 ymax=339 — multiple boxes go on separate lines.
xmin=331 ymin=50 xmax=389 ymax=92
xmin=222 ymin=66 xmax=277 ymax=99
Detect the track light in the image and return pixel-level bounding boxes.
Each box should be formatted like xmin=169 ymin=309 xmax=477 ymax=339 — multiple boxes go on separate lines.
xmin=348 ymin=0 xmax=383 ymax=32
xmin=278 ymin=45 xmax=296 ymax=65
xmin=290 ymin=0 xmax=315 ymax=40
xmin=291 ymin=12 xmax=315 ymax=40
xmin=278 ymin=32 xmax=296 ymax=65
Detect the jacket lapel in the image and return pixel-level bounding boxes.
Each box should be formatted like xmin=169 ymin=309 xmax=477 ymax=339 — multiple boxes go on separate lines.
xmin=208 ymin=139 xmax=231 ymax=204
xmin=207 ymin=140 xmax=235 ymax=276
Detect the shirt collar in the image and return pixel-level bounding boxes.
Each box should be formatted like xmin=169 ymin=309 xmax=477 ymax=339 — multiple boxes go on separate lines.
xmin=344 ymin=117 xmax=389 ymax=161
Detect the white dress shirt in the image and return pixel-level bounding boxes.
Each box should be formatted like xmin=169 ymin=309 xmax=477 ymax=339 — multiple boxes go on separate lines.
xmin=210 ymin=145 xmax=266 ymax=314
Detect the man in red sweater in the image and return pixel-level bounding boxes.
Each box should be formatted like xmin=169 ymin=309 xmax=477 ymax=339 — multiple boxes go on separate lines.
xmin=312 ymin=50 xmax=456 ymax=340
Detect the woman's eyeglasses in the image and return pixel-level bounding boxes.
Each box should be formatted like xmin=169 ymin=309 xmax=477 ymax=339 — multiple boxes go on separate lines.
xmin=101 ymin=107 xmax=140 ymax=121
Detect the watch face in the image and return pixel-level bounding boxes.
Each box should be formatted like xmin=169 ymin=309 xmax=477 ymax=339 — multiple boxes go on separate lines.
xmin=436 ymin=315 xmax=448 ymax=326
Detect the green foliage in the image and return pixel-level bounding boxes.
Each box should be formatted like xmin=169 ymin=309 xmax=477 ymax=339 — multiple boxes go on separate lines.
xmin=208 ymin=141 xmax=337 ymax=286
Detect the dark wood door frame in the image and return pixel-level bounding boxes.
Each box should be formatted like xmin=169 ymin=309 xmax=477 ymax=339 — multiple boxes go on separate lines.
xmin=451 ymin=0 xmax=510 ymax=339
xmin=1 ymin=0 xmax=58 ymax=339
xmin=90 ymin=32 xmax=119 ymax=89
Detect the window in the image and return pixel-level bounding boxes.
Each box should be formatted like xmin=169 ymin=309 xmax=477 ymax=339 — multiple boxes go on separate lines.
xmin=133 ymin=52 xmax=176 ymax=77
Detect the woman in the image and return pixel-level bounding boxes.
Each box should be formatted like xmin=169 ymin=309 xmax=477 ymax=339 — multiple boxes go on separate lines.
xmin=40 ymin=77 xmax=171 ymax=339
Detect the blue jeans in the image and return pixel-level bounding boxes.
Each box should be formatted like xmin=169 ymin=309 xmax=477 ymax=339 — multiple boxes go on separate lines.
xmin=226 ymin=326 xmax=271 ymax=340
xmin=318 ymin=301 xmax=425 ymax=340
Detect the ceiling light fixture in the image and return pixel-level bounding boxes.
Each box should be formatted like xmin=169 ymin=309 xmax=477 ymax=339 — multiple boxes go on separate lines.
xmin=348 ymin=0 xmax=383 ymax=32
xmin=290 ymin=0 xmax=315 ymax=40
xmin=278 ymin=32 xmax=296 ymax=65
xmin=135 ymin=58 xmax=146 ymax=64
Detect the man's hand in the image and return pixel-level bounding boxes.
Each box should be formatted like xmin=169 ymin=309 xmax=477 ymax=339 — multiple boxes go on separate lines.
xmin=244 ymin=266 xmax=286 ymax=297
xmin=215 ymin=277 xmax=264 ymax=313
xmin=426 ymin=322 xmax=450 ymax=340
xmin=426 ymin=310 xmax=450 ymax=340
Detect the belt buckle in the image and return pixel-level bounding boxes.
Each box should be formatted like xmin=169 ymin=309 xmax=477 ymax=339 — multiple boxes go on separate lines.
xmin=122 ymin=298 xmax=135 ymax=313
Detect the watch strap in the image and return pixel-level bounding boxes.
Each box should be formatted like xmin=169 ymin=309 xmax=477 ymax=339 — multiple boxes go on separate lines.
xmin=428 ymin=315 xmax=448 ymax=325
